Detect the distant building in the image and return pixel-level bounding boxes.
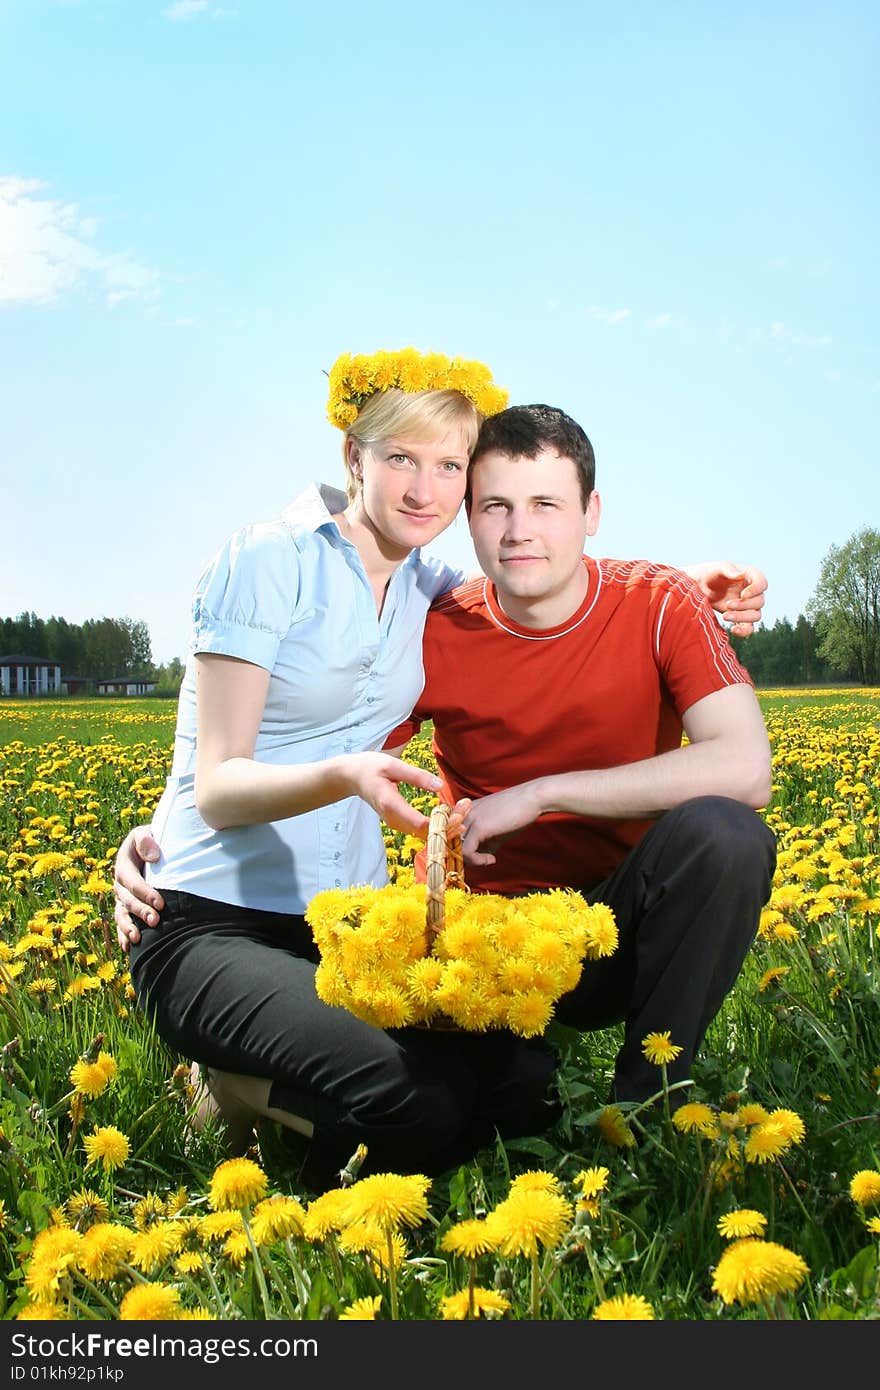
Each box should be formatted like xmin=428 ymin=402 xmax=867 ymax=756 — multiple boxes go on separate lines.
xmin=95 ymin=677 xmax=157 ymax=696
xmin=0 ymin=653 xmax=62 ymax=697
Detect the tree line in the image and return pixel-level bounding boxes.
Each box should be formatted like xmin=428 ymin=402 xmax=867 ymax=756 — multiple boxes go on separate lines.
xmin=4 ymin=529 xmax=879 ymax=694
xmin=0 ymin=612 xmax=184 ymax=695
xmin=730 ymin=527 xmax=880 ymax=686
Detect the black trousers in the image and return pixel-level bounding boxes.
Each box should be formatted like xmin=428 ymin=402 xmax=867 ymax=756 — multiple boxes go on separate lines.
xmin=129 ymin=892 xmax=559 ymax=1192
xmin=555 ymin=795 xmax=778 ymax=1101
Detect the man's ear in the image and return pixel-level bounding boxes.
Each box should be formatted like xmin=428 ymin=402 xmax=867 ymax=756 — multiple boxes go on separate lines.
xmin=585 ymin=490 xmax=601 ymax=537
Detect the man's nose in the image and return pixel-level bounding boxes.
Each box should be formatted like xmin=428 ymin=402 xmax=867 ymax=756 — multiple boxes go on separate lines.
xmin=502 ymin=509 xmax=533 ymax=542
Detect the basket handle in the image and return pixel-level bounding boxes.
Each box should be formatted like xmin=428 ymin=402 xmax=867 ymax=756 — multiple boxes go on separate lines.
xmin=425 ymin=803 xmax=465 ymax=942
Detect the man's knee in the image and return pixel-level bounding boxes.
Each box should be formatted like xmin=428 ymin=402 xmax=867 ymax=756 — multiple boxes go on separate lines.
xmin=667 ymin=796 xmax=776 ymax=888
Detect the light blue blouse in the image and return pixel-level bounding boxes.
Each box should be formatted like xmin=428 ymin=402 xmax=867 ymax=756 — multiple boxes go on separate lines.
xmin=146 ymin=484 xmax=464 ymax=914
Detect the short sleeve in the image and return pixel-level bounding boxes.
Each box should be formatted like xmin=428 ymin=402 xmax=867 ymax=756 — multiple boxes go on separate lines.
xmin=657 ymin=573 xmax=753 ymax=714
xmin=418 ymin=556 xmax=468 ymax=602
xmin=190 ymin=523 xmax=297 ymax=671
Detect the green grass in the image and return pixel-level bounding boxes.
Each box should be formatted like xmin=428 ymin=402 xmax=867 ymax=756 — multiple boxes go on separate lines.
xmin=1 ymin=693 xmax=879 ymax=1320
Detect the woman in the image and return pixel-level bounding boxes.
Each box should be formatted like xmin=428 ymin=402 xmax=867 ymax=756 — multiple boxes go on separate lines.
xmin=118 ymin=348 xmax=767 ymax=1192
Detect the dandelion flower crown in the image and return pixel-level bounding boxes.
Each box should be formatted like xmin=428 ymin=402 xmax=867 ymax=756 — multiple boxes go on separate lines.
xmin=326 ymin=347 xmax=509 ymax=430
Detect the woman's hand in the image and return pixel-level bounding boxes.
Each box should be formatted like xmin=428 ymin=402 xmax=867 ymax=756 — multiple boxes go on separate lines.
xmin=342 ymin=753 xmax=442 ymax=836
xmin=114 ymin=826 xmax=165 ymax=953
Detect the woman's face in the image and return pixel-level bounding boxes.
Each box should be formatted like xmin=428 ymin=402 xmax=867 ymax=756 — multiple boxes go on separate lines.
xmin=352 ymin=427 xmax=471 ymax=556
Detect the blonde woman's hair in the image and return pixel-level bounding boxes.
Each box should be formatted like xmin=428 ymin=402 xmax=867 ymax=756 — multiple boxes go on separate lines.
xmin=342 ymin=389 xmax=482 ymax=501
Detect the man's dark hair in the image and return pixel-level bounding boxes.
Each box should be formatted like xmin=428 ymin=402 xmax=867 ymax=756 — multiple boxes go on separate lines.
xmin=468 ymin=404 xmax=596 ymax=508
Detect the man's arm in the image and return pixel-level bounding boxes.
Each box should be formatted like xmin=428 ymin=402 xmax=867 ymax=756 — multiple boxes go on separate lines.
xmin=458 ymin=683 xmax=772 ymax=866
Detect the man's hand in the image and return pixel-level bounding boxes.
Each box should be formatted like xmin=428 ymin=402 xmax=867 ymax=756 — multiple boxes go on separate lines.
xmin=455 ymin=786 xmax=545 ymax=867
xmin=114 ymin=826 xmax=164 ymax=954
xmin=684 ymin=562 xmax=767 ymax=637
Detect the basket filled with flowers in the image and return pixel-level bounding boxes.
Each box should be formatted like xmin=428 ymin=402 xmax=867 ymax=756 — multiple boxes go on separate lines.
xmin=306 ymin=804 xmax=618 ymax=1038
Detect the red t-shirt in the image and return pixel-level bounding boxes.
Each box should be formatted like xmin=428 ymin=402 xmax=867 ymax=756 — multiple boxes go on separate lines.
xmin=389 ymin=557 xmax=753 ymax=894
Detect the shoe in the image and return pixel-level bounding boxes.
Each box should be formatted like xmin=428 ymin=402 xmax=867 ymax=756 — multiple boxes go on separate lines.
xmin=188 ymin=1062 xmax=259 ymax=1157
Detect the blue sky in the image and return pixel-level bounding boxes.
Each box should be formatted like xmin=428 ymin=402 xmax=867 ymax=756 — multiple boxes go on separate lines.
xmin=1 ymin=0 xmax=877 ymax=664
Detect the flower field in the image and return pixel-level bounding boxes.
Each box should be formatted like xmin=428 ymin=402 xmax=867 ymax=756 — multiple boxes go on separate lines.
xmin=1 ymin=693 xmax=879 ymax=1321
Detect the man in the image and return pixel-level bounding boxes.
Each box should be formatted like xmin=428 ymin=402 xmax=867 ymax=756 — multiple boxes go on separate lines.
xmin=385 ymin=404 xmax=776 ymax=1103
xmin=114 ymin=404 xmax=775 ymax=1111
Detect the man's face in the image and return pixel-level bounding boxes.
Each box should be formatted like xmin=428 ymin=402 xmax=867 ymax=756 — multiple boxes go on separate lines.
xmin=467 ymin=448 xmax=600 ymax=626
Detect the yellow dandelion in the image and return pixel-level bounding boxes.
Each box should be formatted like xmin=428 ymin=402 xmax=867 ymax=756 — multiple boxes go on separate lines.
xmin=208 ymin=1157 xmax=268 ymax=1211
xmin=303 ymin=1188 xmax=351 ymax=1242
xmin=717 ymin=1209 xmax=768 ymax=1240
xmin=70 ymin=1051 xmax=118 ymax=1099
xmin=509 ymin=1169 xmax=564 ymax=1197
xmin=79 ymin=1224 xmax=133 ymax=1281
xmin=66 ymin=1188 xmax=109 ymax=1230
xmin=83 ymin=1126 xmax=130 ymax=1173
xmin=133 ymin=1193 xmax=167 ymax=1230
xmin=30 ymin=852 xmax=72 ymax=877
xmin=672 ymin=1102 xmax=719 ymax=1136
xmin=592 ymin=1293 xmax=655 ymax=1320
xmin=119 ymin=1282 xmax=182 ymax=1320
xmin=128 ymin=1221 xmax=185 ymax=1274
xmin=850 ymin=1169 xmax=880 ymax=1207
xmin=642 ymin=1031 xmax=683 ymax=1066
xmin=439 ymin=1286 xmax=511 ymax=1319
xmin=223 ymin=1230 xmax=252 ymax=1266
xmin=572 ymin=1166 xmax=610 ymax=1200
xmin=596 ymin=1106 xmax=636 ymax=1149
xmin=16 ymin=1300 xmax=71 ymax=1320
xmin=504 ymin=988 xmax=555 ymax=1038
xmin=866 ymin=1216 xmax=880 ymax=1235
xmin=342 ymin=1172 xmax=431 ymax=1231
xmin=744 ymin=1121 xmax=793 ymax=1165
xmin=737 ymin=1103 xmax=770 ymax=1127
xmin=765 ymin=1108 xmax=806 ymax=1145
xmin=484 ymin=1188 xmax=572 ymax=1258
xmin=198 ymin=1210 xmax=243 ymax=1242
xmin=25 ymin=1228 xmax=84 ymax=1300
xmin=339 ymin=1295 xmax=383 ymax=1320
xmin=250 ymin=1195 xmax=307 ymax=1245
xmin=581 ymin=904 xmax=619 ymax=958
xmin=758 ymin=966 xmax=790 ymax=992
xmin=440 ymin=1219 xmax=498 ymax=1259
xmin=711 ymin=1239 xmax=809 ymax=1306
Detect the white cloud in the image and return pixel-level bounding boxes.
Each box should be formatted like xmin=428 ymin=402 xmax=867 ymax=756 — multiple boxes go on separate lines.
xmin=587 ymin=305 xmax=630 ymax=326
xmin=0 ymin=176 xmax=160 ymax=308
xmin=768 ymin=321 xmax=832 ymax=349
xmin=162 ymin=1 xmax=237 ymax=18
xmin=163 ymin=0 xmax=209 ymax=18
xmin=647 ymin=313 xmax=672 ymax=328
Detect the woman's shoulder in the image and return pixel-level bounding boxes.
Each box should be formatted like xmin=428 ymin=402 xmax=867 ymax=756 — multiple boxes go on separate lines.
xmin=413 ymin=553 xmax=468 ymax=600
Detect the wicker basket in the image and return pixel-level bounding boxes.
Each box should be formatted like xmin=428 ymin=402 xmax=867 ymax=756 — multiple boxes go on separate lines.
xmin=425 ymin=802 xmax=466 ymax=942
xmin=308 ymin=804 xmax=615 ymax=1037
xmin=418 ymin=803 xmax=467 ymax=1030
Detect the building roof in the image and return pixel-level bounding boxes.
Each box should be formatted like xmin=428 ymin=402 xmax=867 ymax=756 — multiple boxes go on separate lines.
xmin=0 ymin=653 xmax=62 ymax=666
xmin=96 ymin=676 xmax=156 ymax=684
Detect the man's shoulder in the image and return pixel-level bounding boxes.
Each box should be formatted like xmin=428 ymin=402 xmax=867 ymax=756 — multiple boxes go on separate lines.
xmin=599 ymin=558 xmax=703 ymax=597
xmin=427 ymin=574 xmax=487 ymax=617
